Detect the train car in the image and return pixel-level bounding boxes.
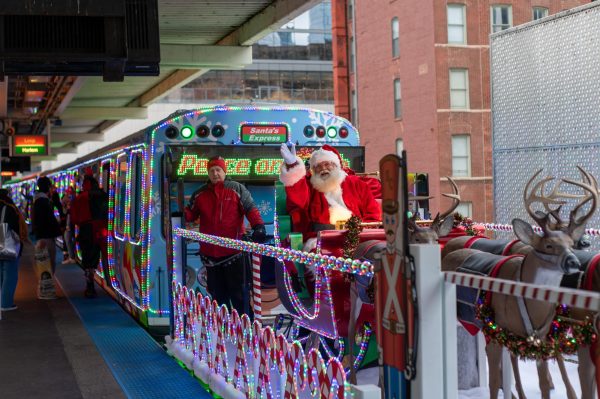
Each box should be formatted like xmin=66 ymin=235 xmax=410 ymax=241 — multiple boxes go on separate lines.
xmin=4 ymin=105 xmax=365 ymax=333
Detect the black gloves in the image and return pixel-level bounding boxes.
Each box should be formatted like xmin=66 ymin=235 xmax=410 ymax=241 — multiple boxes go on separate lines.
xmin=251 ymin=224 xmax=267 ymax=243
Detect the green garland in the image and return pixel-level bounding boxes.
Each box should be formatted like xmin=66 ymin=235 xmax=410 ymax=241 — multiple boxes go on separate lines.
xmin=476 ymin=300 xmax=597 ymax=360
xmin=343 ymin=215 xmax=363 ymax=259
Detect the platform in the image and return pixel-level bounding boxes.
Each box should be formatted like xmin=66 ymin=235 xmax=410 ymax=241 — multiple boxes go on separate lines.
xmin=0 ymin=243 xmax=211 ymax=399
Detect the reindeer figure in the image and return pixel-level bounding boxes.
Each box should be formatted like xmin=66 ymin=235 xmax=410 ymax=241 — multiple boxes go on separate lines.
xmin=443 ymin=168 xmax=599 ymax=399
xmin=407 ymin=176 xmax=460 ymax=244
xmin=442 ymin=168 xmax=597 ymax=399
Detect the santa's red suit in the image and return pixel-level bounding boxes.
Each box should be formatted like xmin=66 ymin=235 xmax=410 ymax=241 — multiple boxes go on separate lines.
xmin=279 ymin=145 xmax=381 ymax=239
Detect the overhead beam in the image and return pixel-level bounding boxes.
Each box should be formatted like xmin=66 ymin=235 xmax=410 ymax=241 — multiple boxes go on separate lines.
xmin=218 ymin=0 xmax=322 ymax=46
xmin=137 ymin=69 xmax=208 ymax=107
xmin=52 ymin=146 xmax=79 ymax=155
xmin=60 ymin=107 xmax=148 ymax=120
xmin=51 ymin=133 xmax=104 ymax=142
xmin=55 ymin=77 xmax=86 ymax=116
xmin=160 ymin=44 xmax=252 ymax=69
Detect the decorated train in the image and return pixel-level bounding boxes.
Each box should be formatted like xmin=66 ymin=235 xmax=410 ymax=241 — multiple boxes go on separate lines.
xmin=3 ymin=105 xmax=368 ymax=332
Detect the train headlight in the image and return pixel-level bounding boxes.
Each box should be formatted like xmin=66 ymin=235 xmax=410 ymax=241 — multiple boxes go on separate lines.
xmin=316 ymin=126 xmax=326 ymax=138
xmin=196 ymin=125 xmax=210 ymax=138
xmin=212 ymin=125 xmax=225 ymax=137
xmin=180 ymin=125 xmax=193 ymax=139
xmin=165 ymin=125 xmax=179 ymax=139
xmin=303 ymin=125 xmax=315 ymax=137
xmin=326 ymin=126 xmax=337 ymax=138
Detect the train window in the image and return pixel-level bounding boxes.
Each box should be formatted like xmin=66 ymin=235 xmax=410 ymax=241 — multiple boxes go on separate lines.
xmin=100 ymin=160 xmax=111 ymax=190
xmin=115 ymin=155 xmax=128 ymax=239
xmin=130 ymin=152 xmax=143 ymax=242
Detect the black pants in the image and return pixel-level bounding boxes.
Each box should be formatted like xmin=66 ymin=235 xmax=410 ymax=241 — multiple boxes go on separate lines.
xmin=77 ymin=224 xmax=101 ymax=271
xmin=205 ymin=254 xmax=247 ymax=315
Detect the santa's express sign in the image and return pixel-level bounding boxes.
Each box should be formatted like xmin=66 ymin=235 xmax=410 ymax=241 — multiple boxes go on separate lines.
xmin=241 ymin=124 xmax=287 ymax=144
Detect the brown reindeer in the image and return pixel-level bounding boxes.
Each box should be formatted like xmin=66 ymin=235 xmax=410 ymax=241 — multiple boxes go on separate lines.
xmin=443 ymin=168 xmax=599 ymax=399
xmin=442 ymin=168 xmax=597 ymax=399
xmin=407 ymin=176 xmax=460 ymax=244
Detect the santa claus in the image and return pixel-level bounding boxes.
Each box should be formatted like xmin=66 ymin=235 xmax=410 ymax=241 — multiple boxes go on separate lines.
xmin=279 ymin=143 xmax=381 ymax=242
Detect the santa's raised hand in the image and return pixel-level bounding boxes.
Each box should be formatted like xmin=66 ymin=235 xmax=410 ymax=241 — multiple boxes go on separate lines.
xmin=280 ymin=143 xmax=297 ymax=165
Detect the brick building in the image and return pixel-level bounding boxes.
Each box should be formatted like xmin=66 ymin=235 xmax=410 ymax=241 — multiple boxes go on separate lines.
xmin=339 ymin=0 xmax=589 ymax=221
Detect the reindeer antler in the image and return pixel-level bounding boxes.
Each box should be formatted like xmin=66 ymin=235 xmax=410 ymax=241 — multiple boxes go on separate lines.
xmin=523 ymin=169 xmax=567 ymax=231
xmin=562 ymin=167 xmax=599 ymax=235
xmin=437 ymin=176 xmax=461 ymax=221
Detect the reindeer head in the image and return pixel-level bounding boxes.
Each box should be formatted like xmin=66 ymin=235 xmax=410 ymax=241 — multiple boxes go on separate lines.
xmin=512 ymin=168 xmax=598 ymax=275
xmin=407 ymin=177 xmax=459 ymax=244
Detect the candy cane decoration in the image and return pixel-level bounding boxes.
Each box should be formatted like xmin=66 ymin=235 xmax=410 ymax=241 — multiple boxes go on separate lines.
xmin=252 ymin=253 xmax=262 ymax=320
xmin=306 ymin=348 xmax=327 ymax=398
xmin=214 ymin=304 xmax=230 ymax=379
xmin=325 ymin=358 xmax=347 ymax=399
xmin=241 ymin=314 xmax=256 ymax=395
xmin=257 ymin=326 xmax=275 ymax=399
xmin=284 ymin=341 xmax=307 ymax=399
xmin=196 ymin=292 xmax=206 ymax=362
xmin=203 ymin=295 xmax=215 ymax=370
xmin=252 ymin=320 xmax=262 ymax=359
xmin=275 ymin=334 xmax=288 ymax=375
xmin=232 ymin=313 xmax=249 ymax=393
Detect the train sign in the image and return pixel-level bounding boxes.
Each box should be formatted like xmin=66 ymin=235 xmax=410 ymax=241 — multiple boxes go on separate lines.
xmin=240 ymin=124 xmax=288 ymax=144
xmin=11 ymin=135 xmax=48 ymax=156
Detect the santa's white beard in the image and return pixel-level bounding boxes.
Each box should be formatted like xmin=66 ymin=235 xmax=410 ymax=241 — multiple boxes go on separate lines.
xmin=310 ymin=168 xmax=347 ymax=193
xmin=310 ymin=168 xmax=353 ymax=224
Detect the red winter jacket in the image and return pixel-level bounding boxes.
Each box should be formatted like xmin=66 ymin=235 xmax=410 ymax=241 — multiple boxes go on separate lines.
xmin=184 ymin=180 xmax=264 ymax=257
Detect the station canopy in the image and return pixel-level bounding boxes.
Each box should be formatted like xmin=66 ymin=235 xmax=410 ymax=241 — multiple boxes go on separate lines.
xmin=0 ymin=0 xmax=320 ymax=171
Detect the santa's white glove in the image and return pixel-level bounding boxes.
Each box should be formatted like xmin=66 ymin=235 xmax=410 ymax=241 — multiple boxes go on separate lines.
xmin=280 ymin=143 xmax=297 ymax=165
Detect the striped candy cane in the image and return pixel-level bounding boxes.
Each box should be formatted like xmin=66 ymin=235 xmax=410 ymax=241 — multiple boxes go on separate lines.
xmin=306 ymin=348 xmax=327 ymax=398
xmin=325 ymin=358 xmax=347 ymax=399
xmin=257 ymin=326 xmax=275 ymax=399
xmin=252 ymin=319 xmax=262 ymax=359
xmin=214 ymin=305 xmax=230 ymax=379
xmin=284 ymin=341 xmax=307 ymax=399
xmin=196 ymin=292 xmax=206 ymax=362
xmin=203 ymin=296 xmax=215 ymax=370
xmin=275 ymin=334 xmax=288 ymax=375
xmin=252 ymin=253 xmax=262 ymax=320
xmin=232 ymin=313 xmax=249 ymax=393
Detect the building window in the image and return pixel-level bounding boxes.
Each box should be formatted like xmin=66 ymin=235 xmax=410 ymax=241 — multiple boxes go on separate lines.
xmin=449 ymin=69 xmax=469 ymax=109
xmin=491 ymin=5 xmax=512 ymax=33
xmin=447 ymin=4 xmax=466 ymax=44
xmin=452 ymin=135 xmax=471 ymax=177
xmin=349 ymin=37 xmax=355 ymax=73
xmin=456 ymin=202 xmax=472 ymax=218
xmin=532 ymin=7 xmax=548 ymax=20
xmin=391 ymin=17 xmax=400 ymax=57
xmin=393 ymin=79 xmax=402 ymax=119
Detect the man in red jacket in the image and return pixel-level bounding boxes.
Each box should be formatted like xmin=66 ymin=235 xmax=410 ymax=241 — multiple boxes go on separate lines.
xmin=185 ymin=156 xmax=266 ymax=314
xmin=71 ymin=173 xmax=108 ymax=298
xmin=279 ymin=144 xmax=381 ymax=244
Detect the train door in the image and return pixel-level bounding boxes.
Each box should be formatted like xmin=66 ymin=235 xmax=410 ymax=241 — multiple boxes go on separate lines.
xmin=111 ymin=150 xmax=145 ymax=318
xmin=99 ymin=159 xmax=113 ymax=287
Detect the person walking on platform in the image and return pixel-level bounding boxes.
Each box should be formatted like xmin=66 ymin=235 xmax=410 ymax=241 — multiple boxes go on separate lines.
xmin=71 ymin=172 xmax=108 ymax=298
xmin=184 ymin=156 xmax=267 ymax=315
xmin=61 ymin=186 xmax=77 ymax=264
xmin=32 ymin=176 xmax=62 ymax=275
xmin=0 ymin=190 xmax=28 ymax=311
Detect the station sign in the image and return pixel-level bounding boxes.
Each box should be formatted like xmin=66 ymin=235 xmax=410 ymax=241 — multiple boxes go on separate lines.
xmin=11 ymin=135 xmax=48 ymax=156
xmin=240 ymin=124 xmax=288 ymax=144
xmin=170 ymin=145 xmax=365 ymax=181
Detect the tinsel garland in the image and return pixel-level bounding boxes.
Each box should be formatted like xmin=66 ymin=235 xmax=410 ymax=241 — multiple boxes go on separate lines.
xmin=476 ymin=299 xmax=597 ymax=360
xmin=343 ymin=216 xmax=363 ymax=259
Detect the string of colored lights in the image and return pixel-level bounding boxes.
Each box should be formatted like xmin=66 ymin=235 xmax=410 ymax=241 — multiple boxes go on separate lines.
xmin=478 ymin=222 xmax=600 ymax=237
xmin=173 ymin=228 xmax=374 ymax=276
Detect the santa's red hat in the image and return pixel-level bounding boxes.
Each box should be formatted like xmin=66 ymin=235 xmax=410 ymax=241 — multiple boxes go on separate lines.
xmin=309 ymin=145 xmax=343 ymax=169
